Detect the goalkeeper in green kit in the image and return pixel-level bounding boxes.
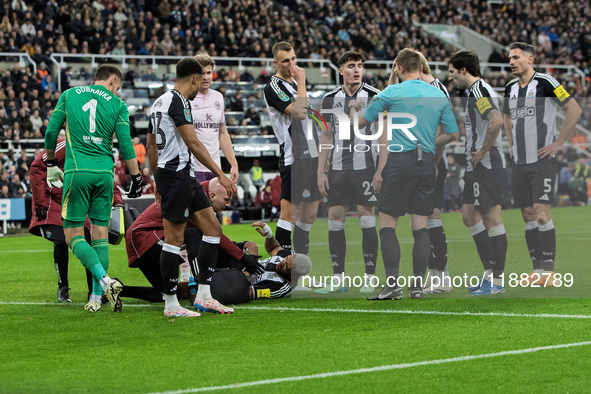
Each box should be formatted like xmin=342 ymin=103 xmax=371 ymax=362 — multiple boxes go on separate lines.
xmin=44 ymin=65 xmax=144 ymax=313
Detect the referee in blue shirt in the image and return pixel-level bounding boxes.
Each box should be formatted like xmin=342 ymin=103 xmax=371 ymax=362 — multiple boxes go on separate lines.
xmin=357 ymin=48 xmax=459 ymax=299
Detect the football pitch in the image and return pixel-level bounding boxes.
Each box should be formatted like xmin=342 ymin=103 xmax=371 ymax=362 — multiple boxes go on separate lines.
xmin=1 ymin=206 xmax=590 ymax=393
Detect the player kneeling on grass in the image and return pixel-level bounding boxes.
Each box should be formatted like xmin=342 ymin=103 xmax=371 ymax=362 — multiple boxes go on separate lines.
xmin=124 ymin=179 xmax=291 ymax=310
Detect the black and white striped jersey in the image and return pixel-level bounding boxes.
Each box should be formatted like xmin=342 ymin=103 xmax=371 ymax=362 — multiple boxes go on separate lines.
xmin=264 ymin=75 xmax=320 ymax=167
xmin=321 ymin=83 xmax=381 ymax=171
xmin=250 ymin=249 xmax=292 ymax=299
xmin=503 ymin=72 xmax=572 ymax=165
xmin=465 ymin=79 xmax=506 ymax=171
xmin=430 ymin=78 xmax=451 ymax=168
xmin=149 ymin=89 xmax=194 ymax=173
xmin=430 ymin=78 xmax=451 ymax=101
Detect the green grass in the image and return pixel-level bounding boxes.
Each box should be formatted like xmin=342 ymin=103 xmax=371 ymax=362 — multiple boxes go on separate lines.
xmin=1 ymin=206 xmax=590 ymax=393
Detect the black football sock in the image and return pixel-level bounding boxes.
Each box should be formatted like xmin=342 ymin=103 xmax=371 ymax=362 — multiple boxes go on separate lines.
xmin=469 ymin=221 xmax=491 ymax=271
xmin=53 ymin=242 xmax=69 ymax=288
xmin=360 ymin=216 xmax=378 ymax=276
xmin=488 ymin=224 xmax=507 ymax=278
xmin=525 ymin=221 xmax=543 ymax=271
xmin=293 ymin=221 xmax=312 ymax=255
xmin=328 ymin=220 xmax=346 ymax=275
xmin=197 ymin=236 xmax=220 ymax=286
xmin=120 ymin=286 xmax=164 ymax=302
xmin=538 ymin=220 xmax=556 ymax=272
xmin=276 ymin=219 xmax=292 ymax=251
xmin=380 ymin=227 xmax=400 ymax=285
xmin=412 ymin=228 xmax=430 ymax=289
xmin=428 ymin=222 xmax=448 ymax=271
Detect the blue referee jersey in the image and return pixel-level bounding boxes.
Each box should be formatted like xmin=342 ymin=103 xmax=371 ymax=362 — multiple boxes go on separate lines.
xmin=362 ymin=79 xmax=458 ymax=153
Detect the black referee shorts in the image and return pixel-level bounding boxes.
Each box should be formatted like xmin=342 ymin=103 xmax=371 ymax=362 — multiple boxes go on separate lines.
xmin=378 ymin=151 xmax=436 ymax=217
xmin=155 ymin=168 xmax=211 ymax=223
xmin=512 ymin=158 xmax=556 ymax=208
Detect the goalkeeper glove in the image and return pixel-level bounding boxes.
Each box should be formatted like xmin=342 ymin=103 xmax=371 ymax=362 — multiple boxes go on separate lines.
xmin=240 ymin=253 xmax=264 ymax=275
xmin=127 ymin=173 xmax=145 ymax=198
xmin=46 ymin=159 xmax=64 ymax=188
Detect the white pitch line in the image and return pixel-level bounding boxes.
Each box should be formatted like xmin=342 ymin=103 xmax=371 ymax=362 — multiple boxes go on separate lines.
xmin=2 ymin=301 xmax=591 ymax=319
xmin=0 ymin=301 xmax=156 ymax=307
xmin=238 ymin=305 xmax=591 ymax=319
xmin=151 ymin=341 xmax=591 ymax=394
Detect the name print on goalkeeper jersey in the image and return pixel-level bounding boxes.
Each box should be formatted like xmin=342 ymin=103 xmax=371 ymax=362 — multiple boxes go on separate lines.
xmin=45 ymin=85 xmax=135 ymax=174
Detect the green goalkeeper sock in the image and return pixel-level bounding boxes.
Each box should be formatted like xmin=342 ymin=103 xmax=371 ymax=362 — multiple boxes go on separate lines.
xmin=92 ymin=239 xmax=110 ymax=296
xmin=70 ymin=236 xmax=106 ymax=295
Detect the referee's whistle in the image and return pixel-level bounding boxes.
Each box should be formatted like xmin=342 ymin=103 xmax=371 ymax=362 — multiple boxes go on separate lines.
xmin=416 ymin=142 xmax=423 ymax=163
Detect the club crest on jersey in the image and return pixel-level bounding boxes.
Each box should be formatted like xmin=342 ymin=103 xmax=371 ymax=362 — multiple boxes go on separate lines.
xmin=302 ymin=189 xmax=311 ymax=198
xmin=184 ymin=109 xmax=192 ymax=122
xmin=184 ymin=208 xmax=189 ymax=217
xmin=527 ymin=89 xmax=535 ymax=98
xmin=154 ymin=99 xmax=163 ymax=109
xmin=215 ymin=101 xmax=221 ymax=110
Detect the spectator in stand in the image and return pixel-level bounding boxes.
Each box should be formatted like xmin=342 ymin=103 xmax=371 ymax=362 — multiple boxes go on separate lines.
xmin=571 ymin=131 xmax=587 ymax=150
xmin=40 ymin=74 xmax=55 ymax=93
xmin=254 ymin=179 xmax=273 ymax=219
xmin=29 ymin=109 xmax=43 ymax=131
xmin=249 ymin=159 xmax=264 ymax=192
xmin=572 ymin=157 xmax=591 ymax=181
xmin=242 ymin=105 xmax=260 ymax=126
xmin=0 ymin=170 xmax=10 ymax=190
xmin=9 ymin=174 xmax=25 ymax=197
xmin=228 ymin=89 xmax=244 ymax=112
xmin=559 ymin=161 xmax=574 ymax=194
xmin=141 ymin=67 xmax=160 ymax=81
xmin=113 ymin=158 xmax=128 ymax=189
xmin=18 ymin=108 xmax=32 ymax=132
xmin=240 ymin=69 xmax=255 ymax=83
xmin=0 ymin=184 xmax=10 ymax=198
xmin=132 ymin=136 xmax=146 ymax=167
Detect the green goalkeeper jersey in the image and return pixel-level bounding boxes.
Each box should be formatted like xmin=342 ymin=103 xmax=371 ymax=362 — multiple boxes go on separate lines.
xmin=45 ymin=85 xmax=136 ymax=174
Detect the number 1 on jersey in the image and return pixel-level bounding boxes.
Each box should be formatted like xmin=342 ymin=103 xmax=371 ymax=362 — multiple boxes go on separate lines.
xmin=83 ymin=99 xmax=98 ymax=133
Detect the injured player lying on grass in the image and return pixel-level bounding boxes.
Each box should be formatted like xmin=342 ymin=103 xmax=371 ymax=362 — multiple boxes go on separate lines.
xmin=184 ymin=221 xmax=313 ymax=304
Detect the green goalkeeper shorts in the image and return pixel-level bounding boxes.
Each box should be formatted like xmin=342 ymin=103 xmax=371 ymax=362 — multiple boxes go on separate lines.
xmin=62 ymin=171 xmax=114 ymax=228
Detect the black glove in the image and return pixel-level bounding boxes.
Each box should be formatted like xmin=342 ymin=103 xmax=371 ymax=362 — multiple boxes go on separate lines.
xmin=128 ymin=173 xmax=145 ymax=198
xmin=240 ymin=253 xmax=264 ymax=275
xmin=35 ymin=207 xmax=47 ymax=220
xmin=234 ymin=241 xmax=248 ymax=250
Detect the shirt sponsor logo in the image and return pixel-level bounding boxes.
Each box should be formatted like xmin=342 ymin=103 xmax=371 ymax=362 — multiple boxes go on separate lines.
xmin=83 ymin=135 xmax=103 ymax=145
xmin=510 ymin=106 xmax=536 ymax=119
